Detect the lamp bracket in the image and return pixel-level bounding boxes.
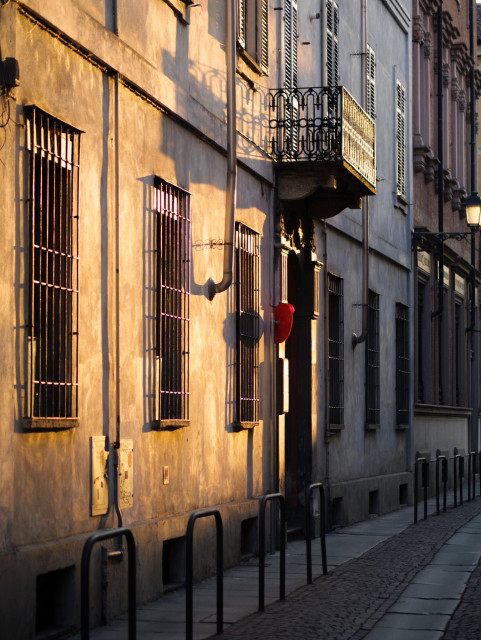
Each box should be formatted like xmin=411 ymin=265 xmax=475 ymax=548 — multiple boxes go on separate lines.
xmin=412 ymin=230 xmax=472 ymax=251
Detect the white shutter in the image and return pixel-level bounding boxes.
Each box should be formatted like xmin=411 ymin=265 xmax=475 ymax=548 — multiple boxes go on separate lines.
xmin=259 ymin=0 xmax=269 ymax=74
xmin=238 ymin=0 xmax=246 ymax=49
xmin=396 ymin=81 xmax=406 ymax=199
xmin=366 ymin=45 xmax=376 ymax=120
xmin=326 ymin=0 xmax=339 ymax=88
xmin=284 ymin=0 xmax=298 ymax=156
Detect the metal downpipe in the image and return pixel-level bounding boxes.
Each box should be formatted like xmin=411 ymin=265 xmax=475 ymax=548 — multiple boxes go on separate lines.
xmin=208 ymin=0 xmax=237 ymax=299
xmin=352 ymin=0 xmax=369 ymax=348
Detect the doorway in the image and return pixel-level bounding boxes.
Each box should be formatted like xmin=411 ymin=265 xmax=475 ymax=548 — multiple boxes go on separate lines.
xmin=284 ymin=250 xmax=312 ymax=528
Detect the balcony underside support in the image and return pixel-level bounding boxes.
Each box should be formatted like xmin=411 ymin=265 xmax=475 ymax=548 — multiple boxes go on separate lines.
xmin=277 ymin=162 xmax=372 ymax=218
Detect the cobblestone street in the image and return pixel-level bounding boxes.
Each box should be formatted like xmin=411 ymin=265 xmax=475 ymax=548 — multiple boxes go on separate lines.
xmin=217 ymin=499 xmax=481 ymax=640
xmin=77 ymin=494 xmax=481 ymax=640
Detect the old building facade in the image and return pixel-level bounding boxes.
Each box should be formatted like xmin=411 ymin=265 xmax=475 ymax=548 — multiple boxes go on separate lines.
xmin=412 ymin=0 xmax=481 ymax=469
xmin=1 ymin=0 xmax=467 ymax=638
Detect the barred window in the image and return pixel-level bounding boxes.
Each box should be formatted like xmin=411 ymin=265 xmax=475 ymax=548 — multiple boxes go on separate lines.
xmin=395 ymin=303 xmax=409 ymax=426
xmin=328 ymin=274 xmax=344 ymax=427
xmin=25 ymin=107 xmax=80 ymax=422
xmin=366 ymin=290 xmax=380 ymax=427
xmin=235 ymin=223 xmax=260 ymax=427
xmin=416 ymin=280 xmax=425 ymax=403
xmin=396 ymin=81 xmax=406 ymax=199
xmin=454 ymin=299 xmax=466 ymax=407
xmin=237 ymin=0 xmax=269 ymax=74
xmin=154 ymin=178 xmax=190 ymax=426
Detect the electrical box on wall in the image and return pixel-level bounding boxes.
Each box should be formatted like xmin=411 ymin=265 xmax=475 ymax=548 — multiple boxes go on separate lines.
xmin=91 ymin=436 xmax=109 ymax=516
xmin=119 ymin=440 xmax=134 ymax=509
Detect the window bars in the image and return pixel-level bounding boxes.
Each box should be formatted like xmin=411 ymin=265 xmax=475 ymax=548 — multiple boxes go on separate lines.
xmin=235 ymin=224 xmax=260 ymax=427
xmin=328 ymin=274 xmax=344 ymax=427
xmin=366 ymin=291 xmax=380 ymax=427
xmin=26 ymin=106 xmax=80 ymax=420
xmin=396 ymin=303 xmax=409 ymax=426
xmin=154 ymin=178 xmax=191 ymax=425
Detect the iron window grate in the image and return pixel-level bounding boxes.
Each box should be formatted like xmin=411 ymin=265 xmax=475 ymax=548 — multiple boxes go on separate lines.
xmin=366 ymin=290 xmax=380 ymax=426
xmin=235 ymin=223 xmax=260 ymax=426
xmin=396 ymin=303 xmax=409 ymax=425
xmin=25 ymin=106 xmax=80 ymax=419
xmin=154 ymin=178 xmax=191 ymax=423
xmin=328 ymin=274 xmax=344 ymax=426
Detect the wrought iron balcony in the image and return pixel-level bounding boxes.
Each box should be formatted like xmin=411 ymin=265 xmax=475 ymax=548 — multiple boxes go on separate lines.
xmin=268 ymin=86 xmax=376 ymax=215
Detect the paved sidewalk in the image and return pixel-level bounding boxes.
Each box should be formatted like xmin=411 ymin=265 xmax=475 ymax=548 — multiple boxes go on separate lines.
xmin=76 ymin=492 xmax=481 ymax=639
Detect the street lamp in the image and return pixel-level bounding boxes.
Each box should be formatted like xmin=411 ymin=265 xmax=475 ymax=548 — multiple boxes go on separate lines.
xmin=463 ymin=192 xmax=481 ymax=228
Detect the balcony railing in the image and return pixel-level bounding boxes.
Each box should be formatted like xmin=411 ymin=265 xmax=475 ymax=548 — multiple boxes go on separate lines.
xmin=268 ymin=86 xmax=376 ymax=192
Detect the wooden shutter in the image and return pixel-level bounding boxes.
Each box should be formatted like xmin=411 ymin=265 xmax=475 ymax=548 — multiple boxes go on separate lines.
xmin=366 ymin=45 xmax=376 ymax=120
xmin=259 ymin=0 xmax=269 ymax=74
xmin=327 ymin=0 xmax=339 ymax=88
xmin=284 ymin=0 xmax=297 ymax=88
xmin=396 ymin=81 xmax=406 ymax=198
xmin=284 ymin=0 xmax=298 ymax=156
xmin=238 ymin=0 xmax=246 ymax=49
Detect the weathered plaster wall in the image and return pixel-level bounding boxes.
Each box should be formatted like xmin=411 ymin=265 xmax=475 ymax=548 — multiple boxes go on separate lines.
xmin=1 ymin=2 xmax=275 ymax=636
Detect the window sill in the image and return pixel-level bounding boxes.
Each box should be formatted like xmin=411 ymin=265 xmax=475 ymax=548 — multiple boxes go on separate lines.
xmin=237 ymin=49 xmax=264 ymax=80
xmin=152 ymin=419 xmax=190 ymax=431
xmin=328 ymin=424 xmax=345 ymax=435
xmin=365 ymin=423 xmax=380 ymax=431
xmin=396 ymin=423 xmax=409 ymax=431
xmin=23 ymin=418 xmax=79 ymax=432
xmin=414 ymin=404 xmax=471 ymax=418
xmin=394 ymin=194 xmax=408 ymax=214
xmin=232 ymin=421 xmax=258 ymax=432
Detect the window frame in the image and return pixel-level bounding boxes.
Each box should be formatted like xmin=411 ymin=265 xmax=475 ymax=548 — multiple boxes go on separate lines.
xmin=237 ymin=0 xmax=269 ymax=75
xmin=234 ymin=222 xmax=260 ymax=429
xmin=366 ymin=290 xmax=380 ymax=428
xmin=152 ymin=177 xmax=191 ymax=430
xmin=24 ymin=106 xmax=81 ymax=430
xmin=395 ymin=303 xmax=409 ymax=427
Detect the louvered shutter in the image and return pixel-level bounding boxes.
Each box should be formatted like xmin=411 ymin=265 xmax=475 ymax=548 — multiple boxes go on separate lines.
xmin=238 ymin=0 xmax=246 ymax=49
xmin=396 ymin=81 xmax=406 ymax=198
xmin=284 ymin=0 xmax=298 ymax=156
xmin=259 ymin=0 xmax=269 ymax=74
xmin=327 ymin=0 xmax=339 ymax=88
xmin=366 ymin=45 xmax=376 ymax=120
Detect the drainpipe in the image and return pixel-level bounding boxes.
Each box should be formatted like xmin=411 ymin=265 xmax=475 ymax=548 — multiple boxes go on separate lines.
xmin=468 ymin=0 xmax=477 ymax=452
xmin=208 ymin=0 xmax=237 ymax=300
xmin=352 ymin=0 xmax=369 ymax=348
xmin=433 ymin=2 xmax=444 ymax=404
xmin=112 ymin=2 xmax=123 ymax=532
xmin=113 ymin=71 xmax=123 ymax=532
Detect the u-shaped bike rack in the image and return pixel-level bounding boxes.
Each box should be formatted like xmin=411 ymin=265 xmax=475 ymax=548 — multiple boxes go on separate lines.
xmin=306 ymin=483 xmax=327 ymax=583
xmin=81 ymin=527 xmax=136 ymax=640
xmin=414 ymin=457 xmax=429 ymax=523
xmin=258 ymin=493 xmax=286 ymax=612
xmin=186 ymin=509 xmax=223 ymax=640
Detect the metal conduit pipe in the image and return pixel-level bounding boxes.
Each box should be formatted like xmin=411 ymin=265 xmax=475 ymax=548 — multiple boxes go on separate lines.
xmin=352 ymin=0 xmax=369 ymax=348
xmin=208 ymin=0 xmax=237 ymax=300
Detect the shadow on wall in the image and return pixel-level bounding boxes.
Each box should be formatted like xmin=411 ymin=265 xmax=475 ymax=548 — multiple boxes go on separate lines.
xmin=14 ymin=102 xmax=27 ymax=433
